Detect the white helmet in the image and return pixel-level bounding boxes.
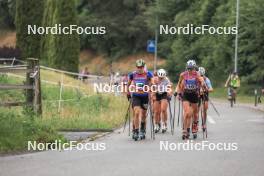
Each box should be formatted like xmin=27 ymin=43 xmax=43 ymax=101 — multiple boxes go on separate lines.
xmin=186 ymin=60 xmax=196 ymax=69
xmin=157 ymin=69 xmax=166 ymax=78
xmin=198 ymin=67 xmax=205 ymax=76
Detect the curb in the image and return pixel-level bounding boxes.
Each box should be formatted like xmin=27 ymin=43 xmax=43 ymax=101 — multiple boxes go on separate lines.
xmin=211 ymin=98 xmax=264 ymax=112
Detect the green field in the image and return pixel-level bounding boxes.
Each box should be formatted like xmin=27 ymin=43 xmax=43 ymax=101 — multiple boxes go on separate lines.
xmin=210 ymin=87 xmax=261 ymax=104
xmin=0 ymin=71 xmax=128 ymax=153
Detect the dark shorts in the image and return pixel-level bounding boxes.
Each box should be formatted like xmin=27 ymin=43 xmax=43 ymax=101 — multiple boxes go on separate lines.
xmin=183 ymin=91 xmax=199 ymax=104
xmin=230 ymin=86 xmax=237 ymax=90
xmin=132 ymin=95 xmax=149 ymax=110
xmin=156 ymin=92 xmax=167 ymax=101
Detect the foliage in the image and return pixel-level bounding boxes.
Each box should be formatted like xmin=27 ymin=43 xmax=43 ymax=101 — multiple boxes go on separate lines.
xmin=40 ymin=0 xmax=80 ymax=72
xmin=15 ymin=0 xmax=44 ymax=58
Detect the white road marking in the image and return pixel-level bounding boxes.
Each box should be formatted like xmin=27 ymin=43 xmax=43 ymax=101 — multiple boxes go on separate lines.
xmin=207 ymin=115 xmax=216 ymax=124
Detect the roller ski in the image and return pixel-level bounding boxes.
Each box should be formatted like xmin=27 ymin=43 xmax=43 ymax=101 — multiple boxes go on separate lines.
xmin=182 ymin=128 xmax=190 ymax=140
xmin=139 ymin=129 xmax=146 ymax=140
xmin=132 ymin=129 xmax=139 ymax=141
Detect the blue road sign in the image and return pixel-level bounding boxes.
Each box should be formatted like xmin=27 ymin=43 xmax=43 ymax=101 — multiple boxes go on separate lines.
xmin=147 ymin=40 xmax=155 ymax=53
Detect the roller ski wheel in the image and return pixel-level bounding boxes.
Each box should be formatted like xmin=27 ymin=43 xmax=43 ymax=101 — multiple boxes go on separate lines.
xmin=193 ymin=133 xmax=197 ymax=139
xmin=139 ymin=129 xmax=146 ymax=140
xmin=182 ymin=134 xmax=189 ymax=140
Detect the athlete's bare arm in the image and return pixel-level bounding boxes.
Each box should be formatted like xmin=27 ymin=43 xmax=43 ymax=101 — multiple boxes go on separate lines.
xmin=167 ymin=77 xmax=173 ymax=96
xmin=176 ymin=74 xmax=184 ymax=93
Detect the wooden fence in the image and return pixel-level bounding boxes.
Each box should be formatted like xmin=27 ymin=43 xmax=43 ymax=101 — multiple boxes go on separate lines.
xmin=0 ymin=58 xmax=42 ymax=115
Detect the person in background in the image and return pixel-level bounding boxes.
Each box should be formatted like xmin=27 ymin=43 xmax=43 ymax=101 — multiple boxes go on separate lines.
xmin=225 ymin=71 xmax=240 ymax=103
xmin=113 ymin=72 xmax=121 ymax=96
xmin=79 ymin=67 xmax=90 ymax=82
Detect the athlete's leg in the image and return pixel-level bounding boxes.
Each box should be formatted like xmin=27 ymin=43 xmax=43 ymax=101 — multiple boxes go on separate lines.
xmin=160 ymin=99 xmax=168 ymax=127
xmin=183 ymin=101 xmax=192 ymax=138
xmin=153 ymin=100 xmax=161 ymax=125
xmin=138 ymin=96 xmax=149 ymax=139
xmin=141 ymin=108 xmax=147 ymax=132
xmin=203 ymin=101 xmax=209 ymax=129
xmin=191 ymin=103 xmax=199 ymax=134
xmin=133 ymin=106 xmax=141 ymax=130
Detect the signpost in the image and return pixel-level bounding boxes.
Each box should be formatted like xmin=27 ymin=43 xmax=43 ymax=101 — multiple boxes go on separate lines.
xmin=147 ymin=39 xmax=157 ymax=72
xmin=147 ymin=40 xmax=155 ymax=53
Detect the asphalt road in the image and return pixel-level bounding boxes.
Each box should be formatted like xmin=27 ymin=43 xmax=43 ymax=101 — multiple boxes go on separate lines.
xmin=1 ymin=100 xmax=264 ymax=176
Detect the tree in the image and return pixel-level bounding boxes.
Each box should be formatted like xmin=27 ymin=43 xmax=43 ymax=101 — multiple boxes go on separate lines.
xmin=77 ymin=0 xmax=151 ymax=62
xmin=0 ymin=0 xmax=16 ymax=29
xmin=15 ymin=0 xmax=44 ymax=58
xmin=41 ymin=0 xmax=80 ymax=72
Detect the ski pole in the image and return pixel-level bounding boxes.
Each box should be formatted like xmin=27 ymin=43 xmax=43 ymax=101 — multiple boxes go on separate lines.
xmin=128 ymin=101 xmax=131 ymax=136
xmin=172 ymin=96 xmax=176 ymax=133
xmin=200 ymin=98 xmax=205 ymax=139
xmin=203 ymin=98 xmax=208 ymax=138
xmin=177 ymin=98 xmax=180 ymax=127
xmin=148 ymin=97 xmax=155 ymax=140
xmin=123 ymin=100 xmax=131 ymax=133
xmin=168 ymin=99 xmax=174 ymax=135
xmin=209 ymin=99 xmax=220 ymax=117
xmin=181 ymin=100 xmax=184 ymax=130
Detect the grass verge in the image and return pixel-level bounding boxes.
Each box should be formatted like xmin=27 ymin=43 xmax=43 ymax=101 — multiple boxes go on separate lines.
xmin=0 ymin=69 xmax=128 ymax=153
xmin=210 ymin=87 xmax=260 ymax=104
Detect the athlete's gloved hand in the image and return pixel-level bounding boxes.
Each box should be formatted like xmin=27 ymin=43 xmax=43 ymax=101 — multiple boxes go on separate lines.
xmin=174 ymin=92 xmax=177 ymax=97
xmin=167 ymin=96 xmax=171 ymax=101
xmin=127 ymin=94 xmax=131 ymax=101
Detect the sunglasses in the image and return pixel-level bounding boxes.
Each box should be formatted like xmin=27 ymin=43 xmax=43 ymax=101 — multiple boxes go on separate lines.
xmin=137 ymin=66 xmax=144 ymax=69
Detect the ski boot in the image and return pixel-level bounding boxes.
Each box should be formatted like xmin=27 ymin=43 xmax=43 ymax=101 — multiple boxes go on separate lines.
xmin=132 ymin=129 xmax=139 ymax=141
xmin=187 ymin=128 xmax=191 ymax=139
xmin=139 ymin=129 xmax=146 ymax=140
xmin=154 ymin=123 xmax=161 ymax=133
xmin=161 ymin=123 xmax=167 ymax=133
xmin=202 ymin=124 xmax=206 ymax=132
xmin=182 ymin=131 xmax=188 ymax=140
xmin=192 ymin=122 xmax=198 ymax=139
xmin=182 ymin=129 xmax=190 ymax=140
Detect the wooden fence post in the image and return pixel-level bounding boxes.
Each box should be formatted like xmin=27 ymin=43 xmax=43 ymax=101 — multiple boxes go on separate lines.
xmin=26 ymin=58 xmax=35 ymax=110
xmin=34 ymin=59 xmax=42 ymax=115
xmin=26 ymin=58 xmax=42 ymax=115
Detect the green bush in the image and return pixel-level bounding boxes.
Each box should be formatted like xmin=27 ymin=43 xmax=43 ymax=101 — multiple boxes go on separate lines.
xmin=0 ymin=110 xmax=64 ymax=152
